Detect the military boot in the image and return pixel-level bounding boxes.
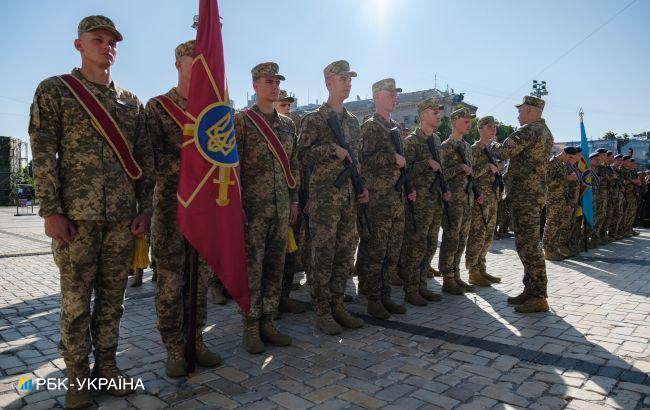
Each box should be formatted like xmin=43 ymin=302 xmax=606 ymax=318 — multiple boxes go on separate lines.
xmin=279 ymin=297 xmax=307 ymax=314
xmin=480 ymin=270 xmax=501 ymax=284
xmin=91 ymin=358 xmax=135 ymax=397
xmin=405 ymin=290 xmax=427 ymax=306
xmin=260 ymin=318 xmax=292 ymax=346
xmin=419 ymin=288 xmax=442 ymax=301
xmin=129 ymin=268 xmax=143 ymax=287
xmin=382 ymin=297 xmax=406 ymax=314
xmin=165 ymin=345 xmax=187 ymax=378
xmin=468 ymin=269 xmax=491 ymax=287
xmin=442 ymin=277 xmax=465 ymax=295
xmin=243 ymin=321 xmax=264 ymax=354
xmin=332 ymin=302 xmax=363 ymax=329
xmin=389 ymin=272 xmax=403 ymax=286
xmin=632 ymin=230 xmax=640 ymax=236
xmin=507 ymin=289 xmax=530 ymax=305
xmin=427 ymin=266 xmax=441 ymax=278
xmin=211 ymin=285 xmax=227 ymax=305
xmin=65 ymin=361 xmax=92 ymax=410
xmin=196 ymin=335 xmax=222 ymax=367
xmin=314 ymin=302 xmax=342 ymax=335
xmin=515 ymin=297 xmax=549 ymax=313
xmin=367 ymin=299 xmax=390 ymax=320
xmin=455 ymin=272 xmax=475 ymax=292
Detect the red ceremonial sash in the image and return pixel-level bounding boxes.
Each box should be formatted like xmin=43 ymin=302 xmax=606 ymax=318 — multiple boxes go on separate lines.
xmin=244 ymin=109 xmax=296 ymax=188
xmin=58 ymin=74 xmax=142 ymax=180
xmin=153 ymin=94 xmax=191 ymax=131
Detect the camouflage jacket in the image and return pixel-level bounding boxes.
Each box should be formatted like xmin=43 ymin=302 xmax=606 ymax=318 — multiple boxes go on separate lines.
xmin=470 ymin=140 xmax=496 ymax=198
xmin=29 ymin=68 xmax=154 ymax=221
xmin=440 ymin=136 xmax=473 ymax=200
xmin=491 ymin=119 xmax=554 ymax=206
xmin=298 ymin=103 xmax=360 ymax=206
xmin=360 ymin=113 xmax=402 ymax=200
xmin=546 ymin=156 xmax=568 ymax=206
xmin=565 ymin=164 xmax=580 ymax=208
xmin=403 ymin=127 xmax=441 ymax=204
xmin=234 ymin=105 xmax=299 ymax=218
xmin=144 ymin=87 xmax=185 ymax=223
xmin=595 ymin=164 xmax=609 ymax=196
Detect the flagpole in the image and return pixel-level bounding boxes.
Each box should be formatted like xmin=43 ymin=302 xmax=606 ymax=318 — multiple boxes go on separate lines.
xmin=579 ymin=108 xmax=589 ymax=253
xmin=186 ymin=247 xmax=198 ymax=373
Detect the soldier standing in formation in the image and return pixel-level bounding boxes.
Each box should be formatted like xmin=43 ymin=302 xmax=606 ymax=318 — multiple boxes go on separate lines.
xmin=29 ymin=16 xmax=155 ymax=408
xmin=298 ymin=60 xmax=367 ymax=334
xmin=146 ymin=40 xmax=222 ymax=378
xmin=591 ymin=148 xmax=610 ymax=246
xmin=491 ymin=96 xmax=553 ymax=313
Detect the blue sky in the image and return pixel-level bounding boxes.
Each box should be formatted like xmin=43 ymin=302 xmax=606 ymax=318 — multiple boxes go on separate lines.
xmin=1 ymin=0 xmax=648 ymax=150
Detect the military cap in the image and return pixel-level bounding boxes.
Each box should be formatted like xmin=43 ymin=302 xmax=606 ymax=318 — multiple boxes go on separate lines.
xmin=417 ymin=98 xmax=444 ymax=113
xmin=477 ymin=115 xmax=498 ymax=128
xmin=78 ymin=15 xmax=123 ymax=41
xmin=563 ymin=146 xmax=579 ymax=155
xmin=515 ymin=95 xmax=545 ymax=110
xmin=278 ymin=90 xmax=295 ymax=103
xmin=623 ymin=155 xmax=631 ymax=160
xmin=589 ymin=153 xmax=598 ymax=159
xmin=323 ymin=60 xmax=357 ymax=79
xmin=372 ymin=78 xmax=401 ymax=94
xmin=450 ymin=107 xmax=475 ymax=120
xmin=607 ymin=151 xmax=613 ymax=156
xmin=574 ymin=147 xmax=582 ymax=153
xmin=596 ymin=148 xmax=608 ymax=154
xmin=175 ymin=40 xmax=195 ymax=60
xmin=614 ymin=154 xmax=623 ymax=159
xmin=251 ymin=62 xmax=285 ymax=80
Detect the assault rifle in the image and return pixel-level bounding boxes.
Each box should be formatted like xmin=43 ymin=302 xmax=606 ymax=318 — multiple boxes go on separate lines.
xmin=425 ymin=136 xmax=450 ymax=225
xmin=457 ymin=143 xmax=487 ymax=227
xmin=390 ymin=126 xmax=416 ymax=230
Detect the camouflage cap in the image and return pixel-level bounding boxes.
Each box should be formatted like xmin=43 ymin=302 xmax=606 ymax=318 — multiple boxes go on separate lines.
xmin=78 ymin=15 xmax=123 ymax=41
xmin=417 ymin=98 xmax=444 ymax=114
xmin=372 ymin=78 xmax=402 ymax=94
xmin=477 ymin=115 xmax=498 ymax=127
xmin=175 ymin=40 xmax=195 ymax=60
xmin=323 ymin=60 xmax=357 ymax=79
xmin=278 ymin=90 xmax=295 ymax=103
xmin=515 ymin=95 xmax=545 ymax=110
xmin=251 ymin=62 xmax=285 ymax=81
xmin=450 ymin=107 xmax=475 ymax=120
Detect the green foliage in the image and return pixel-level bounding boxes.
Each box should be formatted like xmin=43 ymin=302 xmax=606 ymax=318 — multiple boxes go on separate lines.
xmin=602 ymin=131 xmax=617 ymax=140
xmin=438 ymin=116 xmax=451 ymax=141
xmin=496 ymin=124 xmax=516 ymax=143
xmin=8 ymin=167 xmax=33 ymax=205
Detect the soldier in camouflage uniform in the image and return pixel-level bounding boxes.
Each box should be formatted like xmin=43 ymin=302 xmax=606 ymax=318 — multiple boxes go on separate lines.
xmin=29 ymin=16 xmax=154 ymax=408
xmin=495 ymin=161 xmax=513 ymax=238
xmin=543 ymin=147 xmax=578 ymax=260
xmin=465 ymin=116 xmax=503 ymax=285
xmin=298 ymin=60 xmax=367 ymax=334
xmin=234 ymin=63 xmax=299 ymax=353
xmin=358 ymin=78 xmax=415 ymax=320
xmin=274 ymin=90 xmax=307 ymax=316
xmin=491 ymin=96 xmax=553 ymax=313
xmin=566 ymin=151 xmax=585 ymax=254
xmin=603 ymin=152 xmax=617 ymax=242
xmin=622 ymin=157 xmax=640 ymax=237
xmin=146 ymin=41 xmax=222 ymax=378
xmin=398 ymin=98 xmax=449 ymax=306
xmin=438 ymin=107 xmax=482 ymax=295
xmin=592 ymin=148 xmax=610 ymax=245
xmin=557 ymin=152 xmax=580 ymax=257
xmin=608 ymin=154 xmax=625 ymax=239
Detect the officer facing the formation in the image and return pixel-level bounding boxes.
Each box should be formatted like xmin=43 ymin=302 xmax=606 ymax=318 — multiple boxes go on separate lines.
xmin=146 ymin=40 xmax=222 ymax=378
xmin=465 ymin=116 xmax=502 ymax=285
xmin=298 ymin=60 xmax=368 ymax=334
xmin=29 ymin=16 xmax=155 ymax=408
xmin=438 ymin=107 xmax=482 ymax=295
xmin=359 ymin=78 xmax=416 ymax=320
xmin=490 ymin=96 xmax=554 ymax=313
xmin=399 ymin=98 xmax=449 ymax=306
xmin=543 ymin=146 xmax=579 ymax=260
xmin=234 ymin=63 xmax=299 ymax=353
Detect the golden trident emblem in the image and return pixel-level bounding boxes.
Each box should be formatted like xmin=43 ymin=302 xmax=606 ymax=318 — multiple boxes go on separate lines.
xmin=206 ymin=112 xmax=235 ymax=156
xmin=213 ymin=166 xmax=234 ymax=207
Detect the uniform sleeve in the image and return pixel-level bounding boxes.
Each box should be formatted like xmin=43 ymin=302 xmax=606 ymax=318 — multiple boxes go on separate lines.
xmin=491 ymin=126 xmax=535 ymax=160
xmin=145 ymin=100 xmax=173 ymax=177
xmin=289 ymin=122 xmax=299 ymax=203
xmin=234 ymin=113 xmax=247 ymax=191
xmin=297 ymin=114 xmax=337 ymax=168
xmin=406 ymin=138 xmax=429 ymax=177
xmin=441 ymin=143 xmax=465 ymax=180
xmin=133 ymin=100 xmax=155 ymax=214
xmin=28 ymin=81 xmax=64 ymax=218
xmin=472 ymin=145 xmax=490 ymax=179
xmin=360 ymin=122 xmax=395 ymax=170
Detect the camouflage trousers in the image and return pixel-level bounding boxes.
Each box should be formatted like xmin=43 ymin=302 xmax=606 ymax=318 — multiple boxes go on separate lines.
xmin=568 ymin=215 xmax=584 ymax=250
xmin=54 ymin=220 xmax=133 ymax=366
xmin=358 ymin=195 xmax=404 ymax=301
xmin=438 ymin=192 xmax=471 ymax=278
xmin=623 ymin=193 xmax=637 ymax=233
xmin=420 ymin=198 xmax=443 ymax=277
xmin=511 ymin=201 xmax=547 ymax=298
xmin=608 ymin=193 xmax=624 ymax=235
xmin=153 ymin=230 xmax=212 ymax=351
xmin=465 ymin=192 xmax=498 ymax=272
xmin=399 ymin=195 xmax=442 ymax=293
xmin=309 ymin=199 xmax=357 ymax=310
xmin=496 ymin=197 xmax=511 ymax=232
xmin=542 ymin=204 xmax=564 ymax=252
xmin=244 ymin=213 xmax=288 ymax=322
xmin=282 ymin=215 xmax=308 ymax=298
xmin=595 ymin=189 xmax=608 ymax=239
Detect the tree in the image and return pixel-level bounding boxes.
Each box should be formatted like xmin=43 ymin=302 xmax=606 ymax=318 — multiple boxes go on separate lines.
xmin=496 ymin=124 xmax=516 ymax=143
xmin=602 ymin=131 xmax=617 ymax=140
xmin=438 ymin=116 xmax=451 ymax=141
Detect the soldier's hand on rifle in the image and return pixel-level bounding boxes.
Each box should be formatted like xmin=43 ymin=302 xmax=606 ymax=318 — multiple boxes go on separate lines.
xmin=476 ymin=194 xmax=485 ymax=205
xmin=488 ymin=163 xmax=498 ymax=174
xmin=407 ymin=190 xmax=416 ymax=202
xmin=356 ymin=188 xmax=370 ymax=204
xmin=567 ymin=174 xmax=578 ymax=182
xmin=427 ymin=159 xmax=441 ymax=172
xmin=442 ymin=191 xmax=452 ymax=202
xmin=44 ymin=214 xmax=78 ymax=243
xmin=130 ymin=212 xmax=151 ymax=236
xmin=460 ymin=164 xmax=472 ymax=175
xmin=289 ymin=202 xmax=299 ymax=224
xmin=395 ymin=153 xmax=406 ymax=168
xmin=335 ymin=145 xmax=349 ymax=162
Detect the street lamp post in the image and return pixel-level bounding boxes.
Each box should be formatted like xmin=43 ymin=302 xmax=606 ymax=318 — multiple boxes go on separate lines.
xmin=531 ymin=80 xmax=548 ymax=99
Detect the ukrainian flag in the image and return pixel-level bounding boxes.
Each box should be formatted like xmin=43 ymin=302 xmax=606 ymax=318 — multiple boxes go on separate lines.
xmin=578 ymin=110 xmax=594 ymax=228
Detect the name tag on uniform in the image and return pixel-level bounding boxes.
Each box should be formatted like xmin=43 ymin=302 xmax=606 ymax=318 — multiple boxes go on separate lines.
xmin=116 ymin=99 xmax=137 ymax=109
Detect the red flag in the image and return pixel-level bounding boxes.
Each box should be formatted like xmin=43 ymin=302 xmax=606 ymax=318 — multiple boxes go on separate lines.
xmin=176 ymin=0 xmax=249 ymax=312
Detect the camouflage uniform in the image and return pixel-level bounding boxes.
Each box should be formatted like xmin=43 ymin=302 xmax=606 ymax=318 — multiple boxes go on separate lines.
xmin=594 ymin=161 xmax=609 ymax=242
xmin=465 ymin=140 xmax=499 ymax=274
xmin=298 ymin=101 xmax=361 ymax=313
xmin=562 ymin=165 xmax=580 ymax=251
xmin=608 ymin=164 xmax=625 ymax=237
xmin=491 ymin=104 xmax=553 ymax=299
xmin=543 ymin=156 xmax=569 ymax=253
xmin=29 ymin=68 xmax=154 ymax=369
xmin=146 ymin=87 xmax=214 ymax=351
xmin=622 ymin=166 xmax=637 ymax=235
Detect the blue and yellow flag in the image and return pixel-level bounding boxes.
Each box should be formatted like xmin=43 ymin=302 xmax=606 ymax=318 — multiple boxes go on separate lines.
xmin=577 ymin=110 xmax=594 ymax=229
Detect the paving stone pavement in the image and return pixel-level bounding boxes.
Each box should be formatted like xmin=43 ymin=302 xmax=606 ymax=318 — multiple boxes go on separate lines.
xmin=0 ymin=206 xmax=648 ymax=409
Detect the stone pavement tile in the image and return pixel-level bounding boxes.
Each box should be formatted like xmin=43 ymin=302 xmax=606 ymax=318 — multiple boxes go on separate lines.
xmin=305 ymin=371 xmax=345 ymax=389
xmin=548 ymin=384 xmax=605 ymax=401
xmin=445 ymin=382 xmax=483 ymax=402
xmin=382 ymin=396 xmax=426 ymax=410
xmin=449 ymin=351 xmax=490 ymax=366
xmin=499 ymin=367 xmax=535 ymax=383
xmin=272 ymin=379 xmax=313 ymax=395
xmin=338 ymin=390 xmax=386 ymax=409
xmin=566 ymin=400 xmax=616 ymax=410
xmin=403 ymin=376 xmax=448 ymax=393
xmin=374 ymin=383 xmax=415 ymax=401
xmin=480 ymin=383 xmax=530 ymax=407
xmin=127 ymin=394 xmax=168 ymax=410
xmin=531 ymin=395 xmax=568 ymax=409
xmin=616 ymin=381 xmax=650 ymax=395
xmin=270 ymin=391 xmax=316 ymax=410
xmin=516 ymin=381 xmax=549 ymax=398
xmin=339 ymin=377 xmax=381 ymax=395
xmin=0 ymin=392 xmax=22 ymax=409
xmin=304 ymin=385 xmax=348 ymax=404
xmin=410 ymin=389 xmax=460 ymax=408
xmin=582 ymin=376 xmax=617 ymax=395
xmin=398 ymin=364 xmax=437 ymax=380
xmin=533 ymin=371 xmax=584 ymax=387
